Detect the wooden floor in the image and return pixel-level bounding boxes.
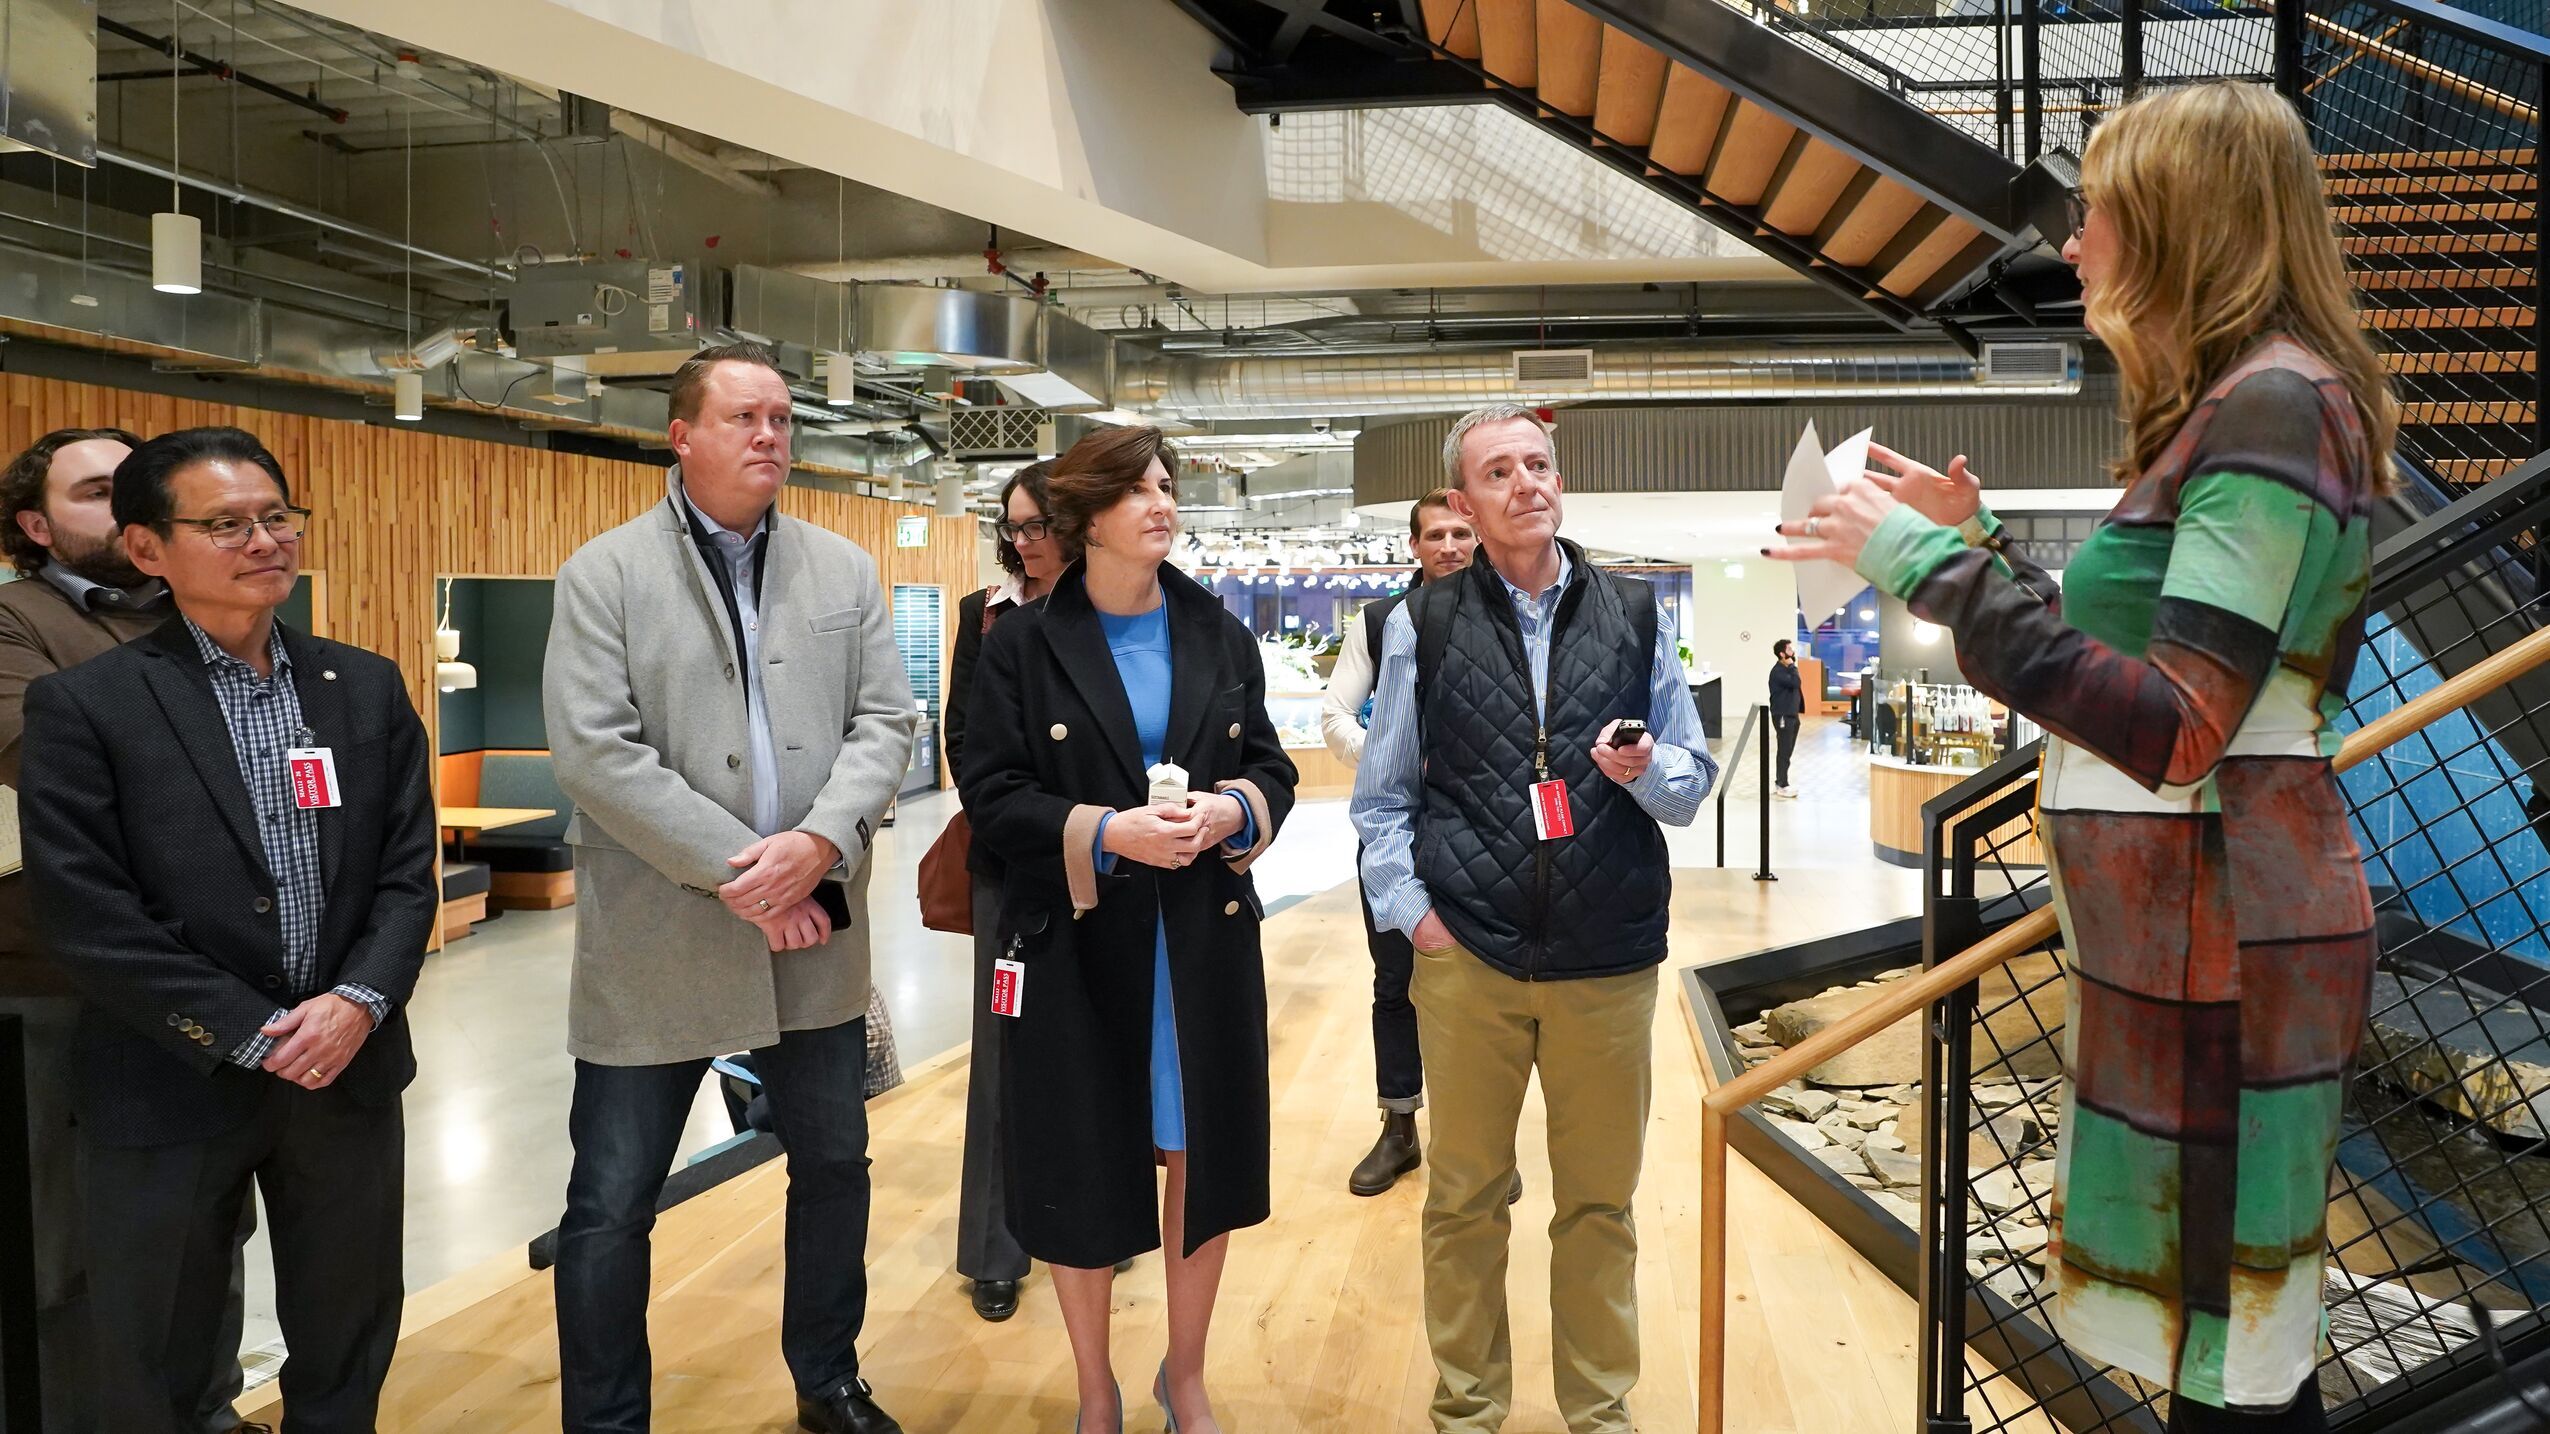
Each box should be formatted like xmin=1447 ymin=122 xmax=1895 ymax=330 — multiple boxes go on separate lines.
xmin=244 ymin=870 xmax=1947 ymax=1432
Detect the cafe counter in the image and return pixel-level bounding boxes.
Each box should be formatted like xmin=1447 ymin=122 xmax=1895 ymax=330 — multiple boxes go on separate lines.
xmin=1867 ymin=752 xmax=2043 ymax=869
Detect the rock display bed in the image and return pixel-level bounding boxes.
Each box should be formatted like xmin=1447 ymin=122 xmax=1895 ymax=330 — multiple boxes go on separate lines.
xmin=2361 ymin=971 xmax=2550 ymax=1141
xmin=1733 ymin=962 xmax=2521 ymax=1385
xmin=1731 ymin=964 xmax=2065 ymax=1302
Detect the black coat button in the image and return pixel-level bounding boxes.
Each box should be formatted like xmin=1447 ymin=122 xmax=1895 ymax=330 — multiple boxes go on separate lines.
xmin=727 ymin=754 xmax=742 ymax=770
xmin=263 ymin=975 xmax=283 ymax=990
xmin=253 ymin=897 xmax=273 ymax=914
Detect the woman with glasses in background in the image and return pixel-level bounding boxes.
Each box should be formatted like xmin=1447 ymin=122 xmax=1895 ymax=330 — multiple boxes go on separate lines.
xmin=943 ymin=460 xmax=1076 ymax=1324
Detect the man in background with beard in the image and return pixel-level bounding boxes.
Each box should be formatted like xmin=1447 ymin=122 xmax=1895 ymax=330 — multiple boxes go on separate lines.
xmin=0 ymin=426 xmax=262 ymax=1434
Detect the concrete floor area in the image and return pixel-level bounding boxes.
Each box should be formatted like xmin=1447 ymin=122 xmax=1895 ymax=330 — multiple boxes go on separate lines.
xmin=234 ymin=716 xmax=1903 ymax=1373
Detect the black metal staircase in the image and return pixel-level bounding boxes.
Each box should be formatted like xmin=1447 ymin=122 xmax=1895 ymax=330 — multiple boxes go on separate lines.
xmin=1174 ymin=0 xmax=2545 ymax=484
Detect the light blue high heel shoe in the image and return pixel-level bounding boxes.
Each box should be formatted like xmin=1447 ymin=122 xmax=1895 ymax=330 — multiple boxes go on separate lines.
xmin=1075 ymin=1381 xmax=1121 ymax=1434
xmin=1153 ymin=1362 xmax=1178 ymax=1433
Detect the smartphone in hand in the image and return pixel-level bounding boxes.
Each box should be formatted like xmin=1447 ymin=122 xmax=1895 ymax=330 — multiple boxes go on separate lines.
xmin=1609 ymin=719 xmax=1650 ymax=748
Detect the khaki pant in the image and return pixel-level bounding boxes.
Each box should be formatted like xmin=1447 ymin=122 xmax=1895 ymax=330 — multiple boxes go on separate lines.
xmin=1410 ymin=940 xmax=1658 ymax=1433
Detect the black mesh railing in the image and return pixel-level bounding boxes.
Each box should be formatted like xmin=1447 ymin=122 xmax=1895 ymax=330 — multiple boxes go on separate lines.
xmin=1917 ymin=455 xmax=2550 ymax=1433
xmin=1705 ymin=0 xmax=2277 ymax=162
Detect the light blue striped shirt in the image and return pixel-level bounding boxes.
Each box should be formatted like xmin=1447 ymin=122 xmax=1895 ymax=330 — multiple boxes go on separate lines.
xmin=686 ymin=497 xmax=783 ymax=838
xmin=1348 ymin=548 xmax=1716 ymax=939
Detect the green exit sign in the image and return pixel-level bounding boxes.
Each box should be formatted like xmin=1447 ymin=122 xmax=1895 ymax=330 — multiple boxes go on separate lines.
xmin=896 ymin=515 xmax=929 ymax=548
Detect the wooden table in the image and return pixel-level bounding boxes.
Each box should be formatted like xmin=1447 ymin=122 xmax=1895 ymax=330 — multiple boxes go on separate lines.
xmin=437 ymin=806 xmax=553 ymax=840
xmin=434 ymin=807 xmax=558 ymax=941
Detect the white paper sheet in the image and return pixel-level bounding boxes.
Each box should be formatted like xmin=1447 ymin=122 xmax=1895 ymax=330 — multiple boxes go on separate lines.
xmin=1780 ymin=421 xmax=1876 ymax=626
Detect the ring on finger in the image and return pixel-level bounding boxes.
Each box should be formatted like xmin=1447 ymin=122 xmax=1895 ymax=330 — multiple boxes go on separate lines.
xmin=1805 ymin=517 xmax=1821 ymax=538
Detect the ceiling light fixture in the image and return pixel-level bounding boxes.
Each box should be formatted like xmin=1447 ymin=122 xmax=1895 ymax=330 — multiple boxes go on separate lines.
xmin=434 ymin=580 xmax=479 ymax=693
xmin=150 ymin=2 xmax=200 ymax=295
xmin=392 ymin=75 xmax=423 ymax=421
xmin=827 ymin=177 xmax=855 ymax=405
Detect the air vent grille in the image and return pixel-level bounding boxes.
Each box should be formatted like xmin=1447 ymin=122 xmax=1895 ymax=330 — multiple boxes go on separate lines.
xmin=1981 ymin=342 xmax=2073 ymax=385
xmin=948 ymin=408 xmax=1049 ymax=458
xmin=1512 ymin=349 xmax=1595 ymax=388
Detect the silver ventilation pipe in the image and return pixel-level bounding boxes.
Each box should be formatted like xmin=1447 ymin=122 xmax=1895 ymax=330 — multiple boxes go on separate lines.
xmin=1117 ymin=343 xmax=2082 ymax=420
xmin=96 ymin=146 xmax=515 ymax=285
xmin=0 ymin=238 xmax=921 ymax=479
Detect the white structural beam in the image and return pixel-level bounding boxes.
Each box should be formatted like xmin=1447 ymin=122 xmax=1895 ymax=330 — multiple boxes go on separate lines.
xmin=287 ymin=0 xmax=1792 ymax=293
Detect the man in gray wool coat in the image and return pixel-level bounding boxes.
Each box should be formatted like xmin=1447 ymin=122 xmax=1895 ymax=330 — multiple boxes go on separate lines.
xmin=542 ymin=340 xmax=916 ymax=1434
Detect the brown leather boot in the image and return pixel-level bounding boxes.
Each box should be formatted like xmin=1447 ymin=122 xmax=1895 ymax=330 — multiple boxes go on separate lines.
xmin=1348 ymin=1111 xmax=1422 ymax=1195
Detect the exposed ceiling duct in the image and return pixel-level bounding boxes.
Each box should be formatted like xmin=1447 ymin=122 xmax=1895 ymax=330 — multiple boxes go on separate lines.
xmin=92 ymin=145 xmax=516 ymax=285
xmin=727 ymin=265 xmax=1113 ymax=410
xmin=1115 ymin=343 xmax=2084 ymax=421
xmin=787 ymin=246 xmax=1109 ymax=284
xmin=0 ymin=235 xmax=935 ymax=479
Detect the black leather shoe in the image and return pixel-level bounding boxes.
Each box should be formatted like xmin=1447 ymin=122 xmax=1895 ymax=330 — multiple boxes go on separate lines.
xmin=970 ymin=1277 xmax=1021 ymax=1322
xmin=797 ymin=1377 xmax=904 ymax=1434
xmin=1349 ymin=1112 xmax=1422 ymax=1195
xmin=1508 ymin=1171 xmax=1524 ymax=1205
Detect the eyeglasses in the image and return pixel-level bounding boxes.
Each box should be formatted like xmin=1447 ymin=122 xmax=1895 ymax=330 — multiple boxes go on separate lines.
xmin=2059 ymin=186 xmax=2087 ymax=240
xmin=996 ymin=518 xmax=1054 ymax=543
xmin=166 ymin=508 xmax=311 ymax=549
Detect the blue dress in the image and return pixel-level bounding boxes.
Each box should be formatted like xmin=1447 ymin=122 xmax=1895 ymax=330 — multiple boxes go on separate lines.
xmin=1094 ymin=605 xmax=1188 ymax=1152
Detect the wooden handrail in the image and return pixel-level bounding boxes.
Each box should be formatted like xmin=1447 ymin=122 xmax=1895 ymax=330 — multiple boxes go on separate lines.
xmin=2305 ymin=13 xmax=2540 ymax=126
xmin=2304 ymin=18 xmax=2412 ymax=98
xmin=1696 ymin=619 xmax=2550 ymax=1433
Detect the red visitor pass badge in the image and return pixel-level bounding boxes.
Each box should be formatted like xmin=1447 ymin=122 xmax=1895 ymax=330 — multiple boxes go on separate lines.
xmin=286 ymin=747 xmax=341 ymax=809
xmin=991 ymin=957 xmax=1025 ymax=1018
xmin=1530 ymin=778 xmax=1573 ymax=840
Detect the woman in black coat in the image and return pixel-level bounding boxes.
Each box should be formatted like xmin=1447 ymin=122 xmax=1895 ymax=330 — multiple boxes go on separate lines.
xmin=961 ymin=425 xmax=1296 ymax=1434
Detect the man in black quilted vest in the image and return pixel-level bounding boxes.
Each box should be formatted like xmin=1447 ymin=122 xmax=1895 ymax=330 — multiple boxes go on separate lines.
xmin=1350 ymin=403 xmax=1715 ymax=1433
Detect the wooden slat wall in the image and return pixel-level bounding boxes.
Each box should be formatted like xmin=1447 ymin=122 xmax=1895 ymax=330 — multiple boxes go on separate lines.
xmin=0 ymin=372 xmax=980 ymax=768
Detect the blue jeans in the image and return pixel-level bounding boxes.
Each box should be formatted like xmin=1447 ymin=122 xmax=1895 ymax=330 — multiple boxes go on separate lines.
xmin=554 ymin=1018 xmax=872 ymax=1433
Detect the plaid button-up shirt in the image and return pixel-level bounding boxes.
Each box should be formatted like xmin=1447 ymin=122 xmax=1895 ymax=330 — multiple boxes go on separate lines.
xmin=182 ymin=619 xmax=387 ymax=1069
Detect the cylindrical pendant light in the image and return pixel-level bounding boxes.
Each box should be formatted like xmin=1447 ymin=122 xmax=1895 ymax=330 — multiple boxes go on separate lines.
xmin=151 ymin=211 xmax=202 ymax=294
xmin=151 ymin=5 xmax=198 ymax=295
xmin=825 ymin=353 xmax=857 ymax=406
xmin=935 ymin=463 xmax=966 ymax=517
xmin=393 ymin=370 xmax=425 ymax=421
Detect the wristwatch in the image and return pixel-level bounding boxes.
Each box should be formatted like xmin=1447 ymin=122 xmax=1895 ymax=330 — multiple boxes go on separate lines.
xmin=1957 ymin=515 xmax=2009 ymax=554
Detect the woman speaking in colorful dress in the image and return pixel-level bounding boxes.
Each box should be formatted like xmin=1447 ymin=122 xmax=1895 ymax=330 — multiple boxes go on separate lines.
xmin=959 ymin=424 xmax=1297 ymax=1434
xmin=1771 ymin=82 xmax=2393 ymax=1434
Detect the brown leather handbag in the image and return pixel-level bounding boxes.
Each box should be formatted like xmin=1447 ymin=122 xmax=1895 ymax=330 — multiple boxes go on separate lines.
xmin=917 ymin=589 xmax=999 ymax=935
xmin=917 ymin=810 xmax=973 ymax=934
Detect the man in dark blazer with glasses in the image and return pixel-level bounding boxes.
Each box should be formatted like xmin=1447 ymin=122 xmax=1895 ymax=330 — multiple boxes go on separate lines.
xmin=19 ymin=426 xmax=437 ymax=1433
